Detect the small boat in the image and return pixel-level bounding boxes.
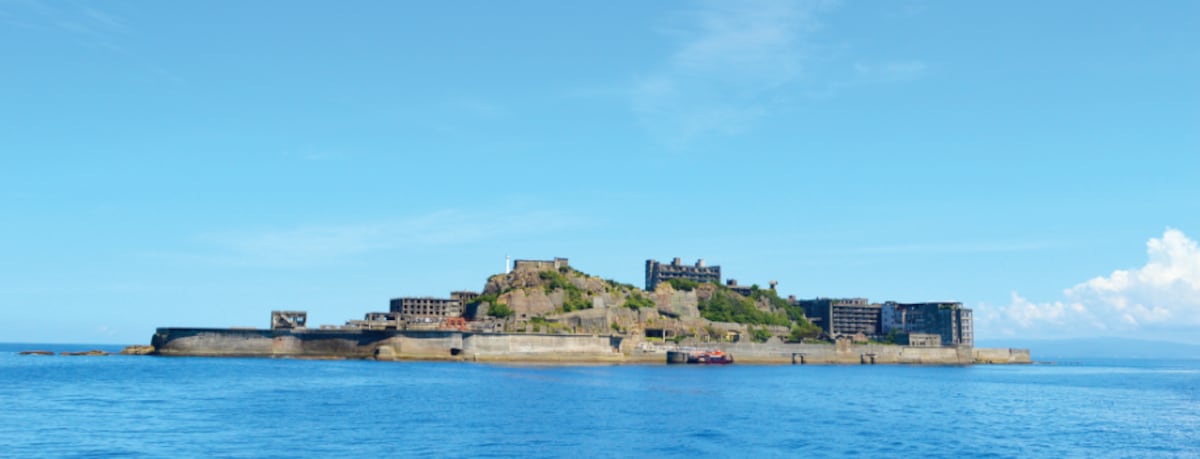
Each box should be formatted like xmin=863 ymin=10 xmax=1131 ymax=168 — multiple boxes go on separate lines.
xmin=666 ymin=349 xmax=733 ymax=364
xmin=690 ymin=350 xmax=733 ymax=364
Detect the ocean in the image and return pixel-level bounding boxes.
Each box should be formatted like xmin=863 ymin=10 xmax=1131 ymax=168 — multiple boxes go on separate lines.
xmin=2 ymin=343 xmax=1198 ymax=458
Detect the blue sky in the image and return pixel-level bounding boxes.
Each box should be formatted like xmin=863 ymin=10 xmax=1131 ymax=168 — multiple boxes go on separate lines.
xmin=2 ymin=1 xmax=1198 ymax=345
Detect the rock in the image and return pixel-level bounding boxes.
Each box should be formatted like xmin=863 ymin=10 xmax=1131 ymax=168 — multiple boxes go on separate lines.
xmin=374 ymin=346 xmax=397 ymax=361
xmin=18 ymin=350 xmax=54 ymax=356
xmin=60 ymin=349 xmax=111 ymax=356
xmin=119 ymin=345 xmax=155 ymax=355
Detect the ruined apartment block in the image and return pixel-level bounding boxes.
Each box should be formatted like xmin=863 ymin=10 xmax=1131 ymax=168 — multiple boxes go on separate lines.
xmin=645 ymin=257 xmax=721 ymax=291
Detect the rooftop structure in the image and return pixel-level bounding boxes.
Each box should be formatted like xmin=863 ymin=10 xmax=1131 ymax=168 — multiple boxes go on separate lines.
xmin=725 ymin=279 xmax=778 ymax=297
xmin=645 ymin=257 xmax=721 ymax=291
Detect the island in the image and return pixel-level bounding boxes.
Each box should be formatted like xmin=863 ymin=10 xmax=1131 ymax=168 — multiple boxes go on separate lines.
xmin=146 ymin=257 xmax=1031 ymax=365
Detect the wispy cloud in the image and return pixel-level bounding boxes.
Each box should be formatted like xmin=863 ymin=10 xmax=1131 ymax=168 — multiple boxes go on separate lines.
xmin=632 ymin=0 xmax=833 ymax=147
xmin=2 ymin=3 xmax=185 ymax=84
xmin=976 ymin=228 xmax=1200 ymax=342
xmin=630 ymin=1 xmax=932 ymax=147
xmin=164 ymin=209 xmax=586 ymax=268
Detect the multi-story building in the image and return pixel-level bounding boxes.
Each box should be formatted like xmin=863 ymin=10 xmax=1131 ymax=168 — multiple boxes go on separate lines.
xmin=389 ymin=296 xmax=463 ymax=320
xmin=796 ymin=298 xmax=881 ymax=338
xmin=645 ymin=257 xmax=721 ymax=291
xmin=881 ymin=302 xmax=973 ymax=347
xmin=450 ymin=291 xmax=480 ymax=304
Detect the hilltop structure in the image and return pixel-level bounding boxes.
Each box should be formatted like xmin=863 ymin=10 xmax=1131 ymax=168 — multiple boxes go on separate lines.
xmin=645 ymin=257 xmax=720 ymax=291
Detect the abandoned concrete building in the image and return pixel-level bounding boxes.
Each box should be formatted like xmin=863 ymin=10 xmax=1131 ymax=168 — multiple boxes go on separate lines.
xmin=796 ymin=298 xmax=881 ymax=338
xmin=450 ymin=291 xmax=480 ymax=304
xmin=389 ymin=296 xmax=464 ymax=319
xmin=724 ymin=279 xmax=778 ymax=297
xmin=882 ymin=302 xmax=974 ymax=346
xmin=645 ymin=257 xmax=721 ymax=291
xmin=512 ymin=258 xmax=569 ymax=273
xmin=271 ymin=311 xmax=307 ymax=330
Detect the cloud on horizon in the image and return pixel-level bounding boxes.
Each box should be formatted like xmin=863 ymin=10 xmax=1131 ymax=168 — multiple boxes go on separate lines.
xmin=978 ymin=228 xmax=1200 ymax=342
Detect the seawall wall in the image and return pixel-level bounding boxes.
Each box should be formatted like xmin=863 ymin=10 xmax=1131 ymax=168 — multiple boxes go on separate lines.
xmin=151 ymin=328 xmax=620 ymax=362
xmin=150 ymin=327 xmax=1030 ymax=364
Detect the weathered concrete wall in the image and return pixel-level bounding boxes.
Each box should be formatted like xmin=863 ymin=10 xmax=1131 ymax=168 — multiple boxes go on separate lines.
xmin=463 ymin=333 xmax=621 ymax=362
xmin=151 ymin=327 xmax=1029 ymax=364
xmin=152 ymin=328 xmax=390 ymax=359
xmin=708 ymin=342 xmax=975 ymax=365
xmin=973 ymin=347 xmax=1033 ymax=364
xmin=152 ymin=328 xmax=620 ymax=362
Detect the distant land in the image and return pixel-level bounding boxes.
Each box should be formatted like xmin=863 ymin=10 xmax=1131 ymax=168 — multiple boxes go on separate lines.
xmin=975 ymin=337 xmax=1200 ymax=360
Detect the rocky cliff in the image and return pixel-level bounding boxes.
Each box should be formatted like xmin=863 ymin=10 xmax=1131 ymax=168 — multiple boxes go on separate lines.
xmin=467 ymin=263 xmax=817 ymax=345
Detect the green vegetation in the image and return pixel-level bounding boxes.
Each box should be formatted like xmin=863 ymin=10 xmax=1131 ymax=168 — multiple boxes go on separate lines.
xmin=622 ymin=294 xmax=655 ymax=310
xmin=751 ymin=327 xmax=773 ymax=343
xmin=698 ymin=288 xmax=791 ymax=326
xmin=665 ymin=278 xmax=699 ymax=291
xmin=562 ymin=289 xmax=590 ymax=312
xmin=471 ymin=293 xmax=498 ymax=307
xmin=540 ymin=270 xmax=575 ymax=293
xmin=788 ymin=323 xmax=823 ymax=342
xmin=604 ymin=278 xmax=637 ymax=291
xmin=539 ymin=270 xmax=592 ymax=312
xmin=487 ymin=302 xmax=514 ymax=319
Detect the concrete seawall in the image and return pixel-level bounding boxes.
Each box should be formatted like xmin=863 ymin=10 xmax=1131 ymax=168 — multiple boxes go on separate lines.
xmin=151 ymin=328 xmax=1030 ymax=364
xmin=151 ymin=328 xmax=622 ymax=362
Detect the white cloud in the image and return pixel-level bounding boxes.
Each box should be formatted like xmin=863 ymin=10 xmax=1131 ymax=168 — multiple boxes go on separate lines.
xmin=632 ymin=0 xmax=833 ymax=147
xmin=978 ymin=228 xmax=1200 ymax=342
xmin=632 ymin=1 xmax=930 ymax=147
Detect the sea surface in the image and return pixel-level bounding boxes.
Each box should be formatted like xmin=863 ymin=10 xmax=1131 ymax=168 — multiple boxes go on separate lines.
xmin=2 ymin=343 xmax=1198 ymax=458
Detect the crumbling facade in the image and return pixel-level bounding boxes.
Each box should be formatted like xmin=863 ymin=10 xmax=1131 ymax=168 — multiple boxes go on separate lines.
xmin=271 ymin=311 xmax=307 ymax=330
xmin=512 ymin=258 xmax=569 ymax=272
xmin=796 ymin=298 xmax=881 ymax=338
xmin=882 ymin=302 xmax=973 ymax=346
xmin=389 ymin=297 xmax=464 ymax=319
xmin=645 ymin=257 xmax=721 ymax=291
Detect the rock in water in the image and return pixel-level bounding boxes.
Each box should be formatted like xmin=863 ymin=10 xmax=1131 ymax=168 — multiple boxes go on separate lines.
xmin=119 ymin=345 xmax=155 ymax=355
xmin=61 ymin=350 xmax=111 ymax=356
xmin=18 ymin=350 xmax=54 ymax=356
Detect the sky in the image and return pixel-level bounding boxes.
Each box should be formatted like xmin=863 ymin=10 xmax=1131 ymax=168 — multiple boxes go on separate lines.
xmin=1 ymin=1 xmax=1198 ymax=345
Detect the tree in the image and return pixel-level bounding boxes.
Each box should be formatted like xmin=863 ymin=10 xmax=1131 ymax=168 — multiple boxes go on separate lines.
xmin=488 ymin=302 xmax=514 ymax=319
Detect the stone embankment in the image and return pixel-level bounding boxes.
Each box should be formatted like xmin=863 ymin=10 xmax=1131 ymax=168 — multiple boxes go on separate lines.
xmin=151 ymin=328 xmax=624 ymax=363
xmin=149 ymin=327 xmax=1030 ymax=364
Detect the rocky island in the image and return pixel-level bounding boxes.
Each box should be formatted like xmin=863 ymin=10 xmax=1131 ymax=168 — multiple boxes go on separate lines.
xmin=147 ymin=257 xmax=1031 ymax=365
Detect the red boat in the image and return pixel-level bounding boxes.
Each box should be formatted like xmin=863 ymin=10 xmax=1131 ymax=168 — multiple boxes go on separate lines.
xmin=689 ymin=350 xmax=734 ymax=364
xmin=666 ymin=349 xmax=734 ymax=364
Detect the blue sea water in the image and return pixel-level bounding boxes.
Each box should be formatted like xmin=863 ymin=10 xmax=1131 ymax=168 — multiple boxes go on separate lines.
xmin=2 ymin=344 xmax=1198 ymax=458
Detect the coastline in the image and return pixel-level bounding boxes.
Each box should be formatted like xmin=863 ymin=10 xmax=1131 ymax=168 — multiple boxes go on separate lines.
xmin=145 ymin=327 xmax=1031 ymax=365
